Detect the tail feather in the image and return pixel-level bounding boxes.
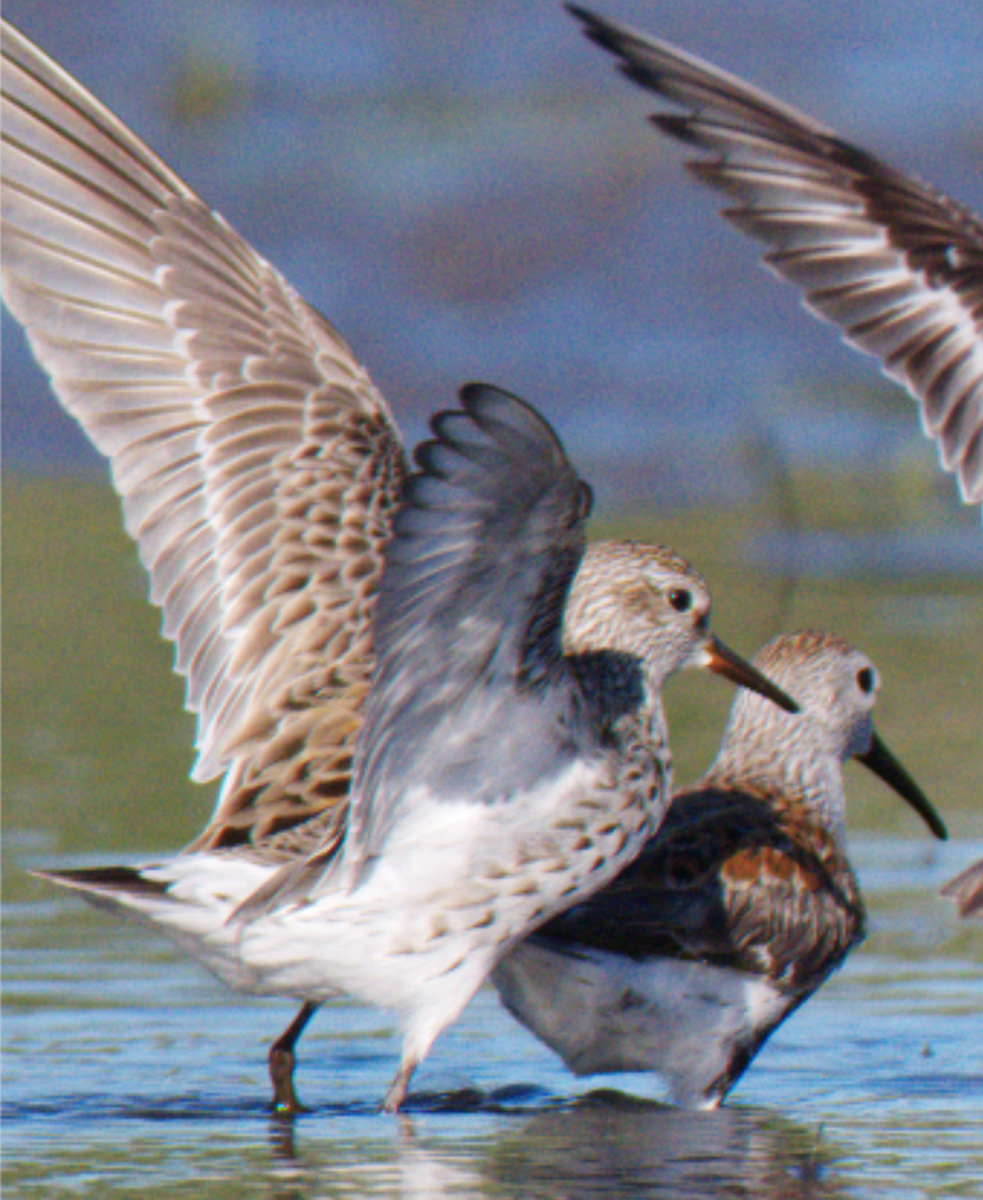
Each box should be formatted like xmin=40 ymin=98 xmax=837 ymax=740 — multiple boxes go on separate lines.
xmin=33 ymin=865 xmax=173 ymax=902
xmin=32 ymin=858 xmax=277 ymax=994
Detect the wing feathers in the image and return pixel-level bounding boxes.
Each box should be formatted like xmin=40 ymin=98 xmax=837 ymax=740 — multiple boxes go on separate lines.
xmin=2 ymin=22 xmax=406 ymax=845
xmin=332 ymin=384 xmax=593 ymax=878
xmin=571 ymin=6 xmax=983 ymax=506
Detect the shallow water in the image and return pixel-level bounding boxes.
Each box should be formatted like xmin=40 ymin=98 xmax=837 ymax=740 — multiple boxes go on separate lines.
xmin=4 ymin=837 xmax=982 ymax=1199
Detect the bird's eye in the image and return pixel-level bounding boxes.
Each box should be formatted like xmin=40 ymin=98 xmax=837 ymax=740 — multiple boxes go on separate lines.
xmin=856 ymin=667 xmax=875 ymax=694
xmin=668 ymin=588 xmax=693 ymax=613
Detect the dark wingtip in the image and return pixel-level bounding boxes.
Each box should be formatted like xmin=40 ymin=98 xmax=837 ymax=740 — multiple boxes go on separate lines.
xmin=565 ymin=3 xmax=595 ymax=28
xmin=31 ymin=865 xmax=172 ymax=896
xmin=456 ymin=381 xmax=568 ymax=461
xmin=651 ymin=113 xmax=698 ymax=144
xmin=566 ymin=4 xmax=622 ymax=55
xmin=566 ymin=7 xmax=684 ymax=120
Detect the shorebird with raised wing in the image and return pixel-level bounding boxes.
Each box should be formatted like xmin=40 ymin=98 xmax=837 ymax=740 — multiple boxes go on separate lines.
xmin=3 ymin=24 xmax=795 ymax=1111
xmin=568 ymin=5 xmax=983 ymax=512
xmin=29 ymin=382 xmax=792 ymax=1113
xmin=494 ymin=631 xmax=947 ymax=1108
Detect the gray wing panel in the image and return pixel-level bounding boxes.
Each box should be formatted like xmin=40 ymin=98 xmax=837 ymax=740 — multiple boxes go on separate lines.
xmin=346 ymin=383 xmax=594 ymax=870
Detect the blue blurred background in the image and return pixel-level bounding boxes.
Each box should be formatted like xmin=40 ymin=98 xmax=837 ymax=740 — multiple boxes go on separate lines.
xmin=3 ymin=0 xmax=982 ymax=529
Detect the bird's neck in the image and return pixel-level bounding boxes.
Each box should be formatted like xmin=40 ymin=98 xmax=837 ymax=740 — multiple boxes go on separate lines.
xmin=706 ymin=733 xmax=849 ymax=846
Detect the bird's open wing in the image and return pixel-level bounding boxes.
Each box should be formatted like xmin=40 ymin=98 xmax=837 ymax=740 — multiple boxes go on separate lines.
xmin=570 ymin=6 xmax=983 ymax=507
xmin=1 ymin=22 xmax=406 ymax=848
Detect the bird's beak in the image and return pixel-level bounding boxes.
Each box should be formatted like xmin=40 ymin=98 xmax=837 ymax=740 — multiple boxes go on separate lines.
xmin=855 ymin=731 xmax=947 ymax=840
xmin=702 ymin=636 xmax=799 ymax=714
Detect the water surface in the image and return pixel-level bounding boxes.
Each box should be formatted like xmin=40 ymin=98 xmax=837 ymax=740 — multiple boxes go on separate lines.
xmin=4 ymin=840 xmax=982 ymax=1199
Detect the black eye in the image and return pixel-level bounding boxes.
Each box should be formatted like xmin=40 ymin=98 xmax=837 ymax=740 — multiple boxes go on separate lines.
xmin=668 ymin=588 xmax=693 ymax=613
xmin=857 ymin=667 xmax=875 ymax=694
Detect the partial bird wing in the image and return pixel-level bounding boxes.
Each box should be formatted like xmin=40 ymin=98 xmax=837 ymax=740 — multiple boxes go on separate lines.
xmin=532 ymin=786 xmax=864 ymax=989
xmin=570 ymin=6 xmax=983 ymax=508
xmin=941 ymin=855 xmax=983 ymax=918
xmin=1 ymin=22 xmax=406 ymax=849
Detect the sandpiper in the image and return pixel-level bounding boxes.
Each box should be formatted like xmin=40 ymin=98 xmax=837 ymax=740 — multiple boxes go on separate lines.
xmin=493 ymin=630 xmax=947 ymax=1108
xmin=568 ymin=6 xmax=983 ymax=511
xmin=3 ymin=24 xmax=795 ymax=1112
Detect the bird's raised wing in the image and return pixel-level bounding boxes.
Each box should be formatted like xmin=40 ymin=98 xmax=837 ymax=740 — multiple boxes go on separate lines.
xmin=345 ymin=382 xmax=594 ymax=871
xmin=242 ymin=382 xmax=595 ymax=913
xmin=570 ymin=6 xmax=983 ymax=508
xmin=1 ymin=22 xmax=407 ymax=848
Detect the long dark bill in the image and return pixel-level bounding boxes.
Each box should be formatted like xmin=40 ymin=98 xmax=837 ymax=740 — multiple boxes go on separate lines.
xmin=705 ymin=636 xmax=799 ymax=714
xmin=856 ymin=731 xmax=948 ymax=840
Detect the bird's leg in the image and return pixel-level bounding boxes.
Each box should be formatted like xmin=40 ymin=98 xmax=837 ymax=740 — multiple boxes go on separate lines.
xmin=269 ymin=1001 xmax=319 ymax=1116
xmin=382 ymin=1056 xmax=418 ymax=1114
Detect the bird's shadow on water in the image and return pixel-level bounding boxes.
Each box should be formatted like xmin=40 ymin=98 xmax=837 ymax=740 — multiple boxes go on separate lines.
xmin=4 ymin=1085 xmax=851 ymax=1199
xmin=269 ymin=1086 xmax=850 ymax=1200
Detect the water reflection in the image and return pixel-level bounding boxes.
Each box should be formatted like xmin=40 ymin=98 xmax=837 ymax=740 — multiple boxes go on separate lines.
xmin=488 ymin=1095 xmax=844 ymax=1200
xmin=260 ymin=1092 xmax=848 ymax=1200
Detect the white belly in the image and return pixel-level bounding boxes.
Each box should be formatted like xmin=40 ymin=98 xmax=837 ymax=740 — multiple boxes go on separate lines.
xmin=493 ymin=938 xmax=791 ymax=1108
